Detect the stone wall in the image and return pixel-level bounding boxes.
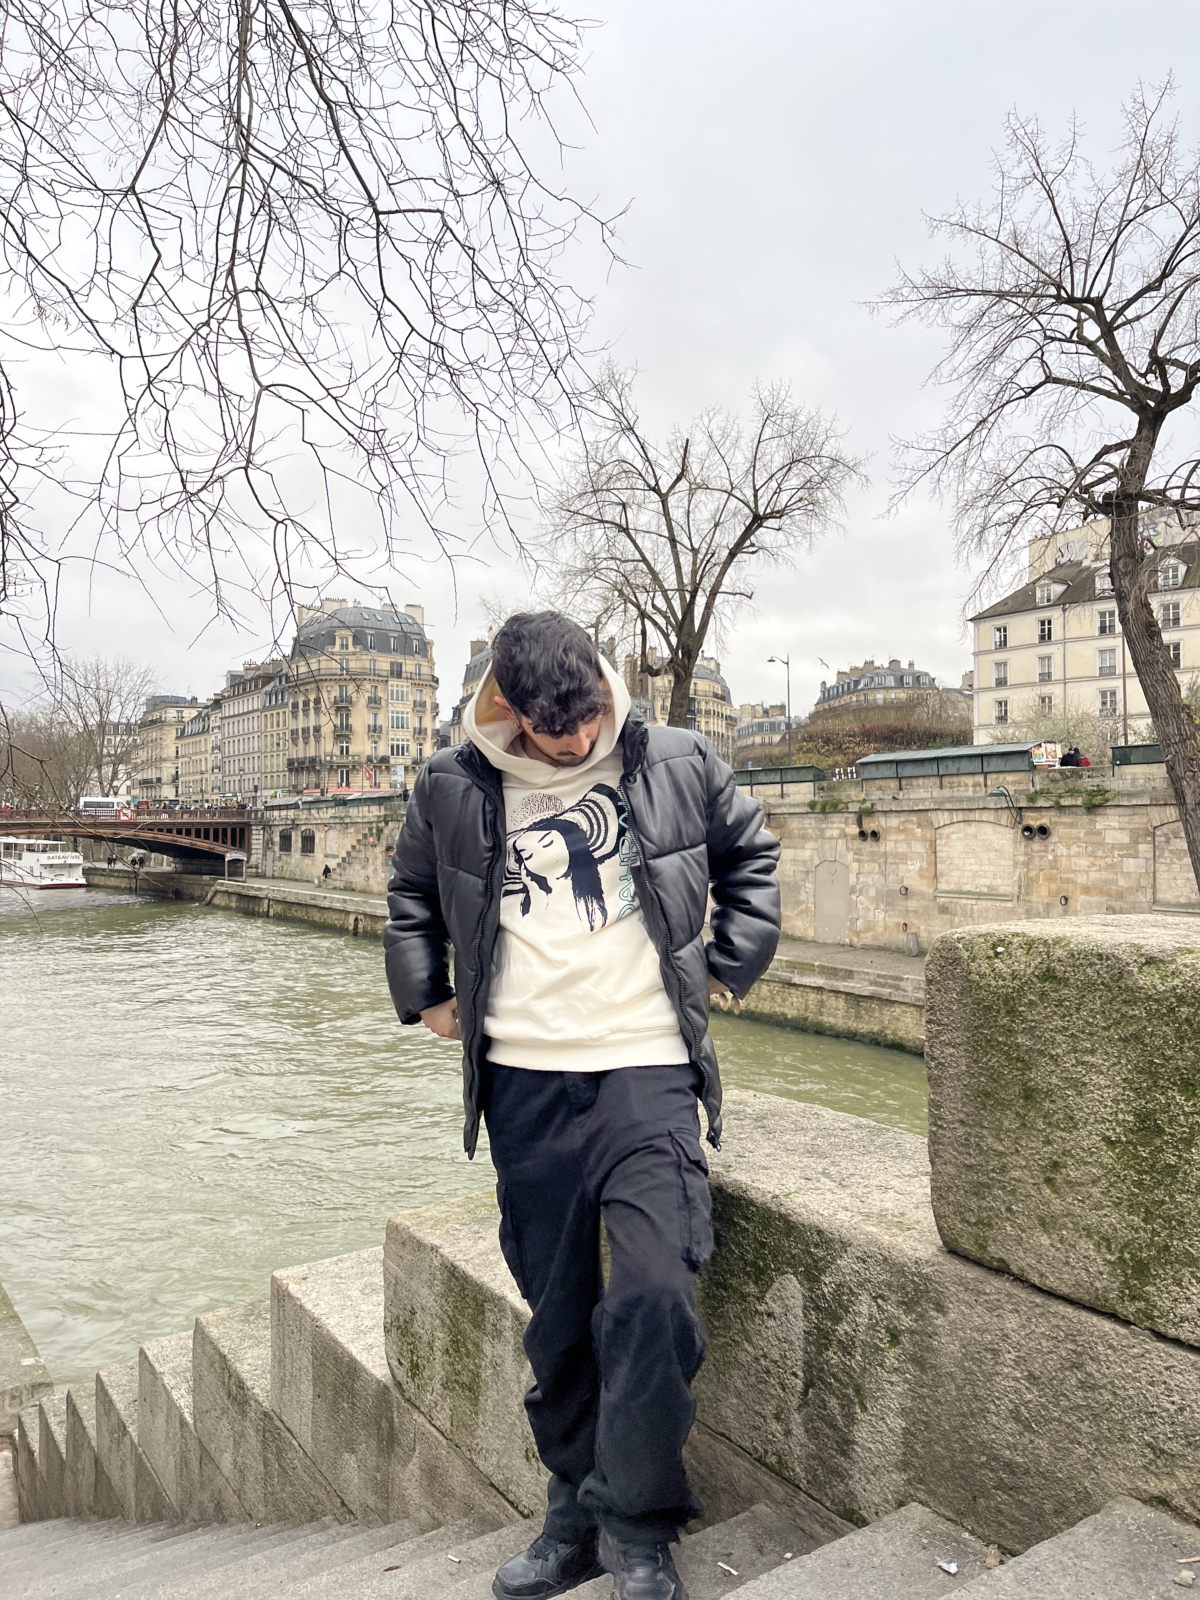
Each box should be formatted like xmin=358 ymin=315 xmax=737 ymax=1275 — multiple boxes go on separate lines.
xmin=765 ymin=766 xmax=1199 ymax=951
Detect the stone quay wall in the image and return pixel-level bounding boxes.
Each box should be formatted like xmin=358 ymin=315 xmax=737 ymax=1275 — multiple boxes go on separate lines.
xmin=764 ymin=764 xmax=1200 ymax=952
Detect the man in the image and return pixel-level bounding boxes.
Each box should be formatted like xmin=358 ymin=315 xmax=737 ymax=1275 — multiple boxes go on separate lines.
xmin=384 ymin=613 xmax=780 ymax=1600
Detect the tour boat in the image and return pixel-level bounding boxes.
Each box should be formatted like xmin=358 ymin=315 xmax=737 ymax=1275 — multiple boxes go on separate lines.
xmin=0 ymin=837 xmax=88 ymax=889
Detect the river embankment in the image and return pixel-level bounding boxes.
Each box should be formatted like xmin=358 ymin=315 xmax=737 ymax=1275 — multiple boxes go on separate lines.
xmin=82 ymin=865 xmax=927 ymax=1051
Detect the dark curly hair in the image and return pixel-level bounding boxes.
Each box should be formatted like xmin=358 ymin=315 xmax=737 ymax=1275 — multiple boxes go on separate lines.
xmin=490 ymin=612 xmax=610 ymax=737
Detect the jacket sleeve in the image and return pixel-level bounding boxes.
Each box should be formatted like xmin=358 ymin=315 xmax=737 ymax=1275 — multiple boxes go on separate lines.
xmin=383 ymin=768 xmax=455 ymax=1025
xmin=703 ymin=745 xmax=782 ymax=997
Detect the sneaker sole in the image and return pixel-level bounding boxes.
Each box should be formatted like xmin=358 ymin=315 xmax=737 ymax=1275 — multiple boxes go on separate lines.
xmin=492 ymin=1559 xmax=607 ymax=1600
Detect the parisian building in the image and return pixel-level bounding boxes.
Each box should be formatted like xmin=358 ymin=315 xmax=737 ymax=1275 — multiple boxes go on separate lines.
xmin=286 ymin=600 xmax=436 ymax=793
xmin=811 ymin=659 xmax=940 ymax=719
xmin=970 ymin=513 xmax=1200 ymax=744
xmin=136 ymin=695 xmax=191 ymax=802
xmin=220 ymin=659 xmax=287 ymax=801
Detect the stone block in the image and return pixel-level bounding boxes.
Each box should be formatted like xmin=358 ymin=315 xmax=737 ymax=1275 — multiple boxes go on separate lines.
xmin=386 ymin=1091 xmax=1200 ymax=1555
xmin=96 ymin=1357 xmax=173 ymax=1522
xmin=15 ymin=1402 xmax=43 ymax=1521
xmin=0 ymin=1279 xmax=53 ymax=1435
xmin=192 ymin=1297 xmax=351 ymax=1524
xmin=37 ymin=1392 xmax=69 ymax=1518
xmin=925 ymin=916 xmax=1200 ymax=1346
xmin=271 ymin=1246 xmax=519 ymax=1530
xmin=64 ymin=1384 xmax=104 ymax=1517
xmin=139 ymin=1330 xmax=246 ymax=1522
xmin=383 ymin=1191 xmax=871 ymax=1555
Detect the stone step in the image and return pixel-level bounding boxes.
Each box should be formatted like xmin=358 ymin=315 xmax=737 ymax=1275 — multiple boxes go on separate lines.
xmin=2 ymin=1519 xmax=209 ymax=1586
xmin=191 ymin=1297 xmax=351 ymax=1525
xmin=277 ymin=1515 xmax=537 ymax=1600
xmin=958 ymin=1495 xmax=1200 ymax=1595
xmin=64 ymin=1384 xmax=104 ymax=1517
xmin=96 ymin=1358 xmax=174 ymax=1522
xmin=270 ymin=1246 xmax=524 ymax=1530
xmin=37 ymin=1392 xmax=70 ymax=1519
xmin=15 ymin=1401 xmax=43 ymax=1521
xmin=489 ymin=1505 xmax=820 ymax=1600
xmin=728 ymin=1502 xmax=991 ymax=1597
xmin=138 ymin=1328 xmax=247 ymax=1522
xmin=12 ymin=1520 xmax=311 ymax=1598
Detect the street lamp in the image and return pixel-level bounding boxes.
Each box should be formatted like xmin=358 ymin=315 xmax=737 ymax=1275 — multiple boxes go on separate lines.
xmin=767 ymin=655 xmax=792 ymax=766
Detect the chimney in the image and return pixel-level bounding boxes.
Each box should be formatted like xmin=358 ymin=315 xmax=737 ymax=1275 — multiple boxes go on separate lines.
xmin=405 ymin=603 xmax=424 ymax=626
xmin=889 ymin=658 xmax=901 ymax=670
xmin=243 ymin=660 xmax=258 ymax=672
xmin=908 ymin=659 xmax=915 ymax=669
xmin=469 ymin=639 xmax=487 ymax=657
xmin=320 ymin=597 xmax=348 ymax=615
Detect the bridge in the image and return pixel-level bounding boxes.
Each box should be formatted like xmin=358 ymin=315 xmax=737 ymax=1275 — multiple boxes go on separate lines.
xmin=0 ymin=811 xmax=250 ymax=870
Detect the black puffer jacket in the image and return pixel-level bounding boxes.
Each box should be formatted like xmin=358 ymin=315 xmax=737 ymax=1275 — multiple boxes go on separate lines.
xmin=383 ymin=714 xmax=781 ymax=1156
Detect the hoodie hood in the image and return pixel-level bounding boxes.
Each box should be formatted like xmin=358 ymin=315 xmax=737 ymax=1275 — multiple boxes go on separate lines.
xmin=462 ymin=654 xmax=631 ymax=786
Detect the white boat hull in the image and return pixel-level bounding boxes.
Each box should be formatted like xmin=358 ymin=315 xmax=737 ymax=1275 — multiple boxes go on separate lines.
xmin=0 ymin=837 xmax=88 ymax=889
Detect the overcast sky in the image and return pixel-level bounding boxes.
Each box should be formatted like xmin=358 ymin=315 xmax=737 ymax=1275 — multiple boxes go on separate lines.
xmin=6 ymin=0 xmax=1199 ymax=720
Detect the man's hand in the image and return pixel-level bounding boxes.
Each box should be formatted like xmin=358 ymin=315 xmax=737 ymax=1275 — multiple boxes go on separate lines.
xmin=420 ymin=997 xmax=461 ymax=1039
xmin=707 ymin=974 xmax=741 ymax=1014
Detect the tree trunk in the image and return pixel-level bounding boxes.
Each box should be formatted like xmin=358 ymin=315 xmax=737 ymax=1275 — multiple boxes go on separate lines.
xmin=667 ymin=669 xmax=692 ymax=728
xmin=1110 ymin=495 xmax=1200 ymax=895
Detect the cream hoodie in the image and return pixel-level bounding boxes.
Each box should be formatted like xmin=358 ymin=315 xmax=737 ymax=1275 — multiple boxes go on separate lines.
xmin=463 ymin=658 xmax=688 ymax=1071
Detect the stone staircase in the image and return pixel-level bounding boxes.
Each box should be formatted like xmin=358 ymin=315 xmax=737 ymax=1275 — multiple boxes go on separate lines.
xmin=326 ymin=827 xmax=389 ymax=892
xmin=5 ymin=1491 xmax=1198 ymax=1597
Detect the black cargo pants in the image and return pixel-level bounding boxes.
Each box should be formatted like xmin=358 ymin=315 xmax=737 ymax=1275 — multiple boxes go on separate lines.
xmin=482 ymin=1063 xmax=714 ymax=1545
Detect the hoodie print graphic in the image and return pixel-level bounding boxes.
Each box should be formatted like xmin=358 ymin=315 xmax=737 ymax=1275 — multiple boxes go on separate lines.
xmin=502 ymin=783 xmax=640 ymax=932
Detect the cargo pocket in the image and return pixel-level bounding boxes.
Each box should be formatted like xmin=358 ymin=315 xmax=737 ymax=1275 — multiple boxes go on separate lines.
xmin=670 ymin=1131 xmax=714 ymax=1270
xmin=496 ymin=1181 xmax=530 ymax=1302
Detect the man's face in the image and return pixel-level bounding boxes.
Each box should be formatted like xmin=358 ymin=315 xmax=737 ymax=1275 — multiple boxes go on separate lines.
xmin=515 ymin=712 xmax=604 ymax=768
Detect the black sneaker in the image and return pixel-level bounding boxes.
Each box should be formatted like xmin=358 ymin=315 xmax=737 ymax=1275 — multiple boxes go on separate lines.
xmin=492 ymin=1531 xmax=605 ymax=1599
xmin=598 ymin=1529 xmax=689 ymax=1600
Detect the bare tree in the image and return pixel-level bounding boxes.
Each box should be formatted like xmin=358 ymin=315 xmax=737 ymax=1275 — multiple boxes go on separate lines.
xmin=539 ymin=368 xmax=864 ymax=726
xmin=0 ymin=0 xmax=612 ymax=653
xmin=884 ymin=84 xmax=1200 ymax=883
xmin=0 ymin=656 xmax=158 ymax=807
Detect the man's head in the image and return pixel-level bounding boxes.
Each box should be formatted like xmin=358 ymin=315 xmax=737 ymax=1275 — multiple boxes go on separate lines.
xmin=490 ymin=611 xmax=610 ymax=768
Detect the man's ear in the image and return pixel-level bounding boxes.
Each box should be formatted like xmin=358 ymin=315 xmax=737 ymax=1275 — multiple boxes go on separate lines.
xmin=492 ymin=694 xmax=519 ymax=723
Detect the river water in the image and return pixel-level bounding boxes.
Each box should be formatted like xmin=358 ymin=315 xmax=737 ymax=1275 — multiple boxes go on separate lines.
xmin=1 ymin=888 xmax=927 ymax=1386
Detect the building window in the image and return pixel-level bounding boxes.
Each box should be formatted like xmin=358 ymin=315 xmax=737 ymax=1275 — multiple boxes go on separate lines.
xmin=994 ymin=699 xmax=1009 ymax=725
xmin=368 ymin=713 xmax=381 ymax=734
xmin=1161 ymin=601 xmax=1181 ymax=630
xmin=1098 ymin=648 xmax=1118 ymax=676
xmin=1038 ymin=617 xmax=1054 ymax=643
xmin=339 ymin=658 xmax=349 ymax=675
xmin=993 ymin=661 xmax=1008 ymax=687
xmin=389 ymin=710 xmax=410 ymax=731
xmin=368 ymin=659 xmax=378 ymax=676
xmin=1037 ymin=654 xmax=1053 ymax=683
xmin=337 ymin=739 xmax=350 ymax=758
xmin=389 ymin=684 xmax=409 ymax=703
xmin=390 ymin=660 xmax=405 ymax=678
xmin=370 ymin=740 xmax=379 ymax=759
xmin=390 ymin=738 xmax=411 ymax=758
xmin=416 ymin=743 xmax=425 ymax=760
xmin=1169 ymin=641 xmax=1183 ymax=668
xmin=993 ymin=624 xmax=1008 ymax=650
xmin=337 ymin=684 xmax=351 ymax=703
xmin=338 ymin=767 xmax=351 ymax=787
xmin=1038 ymin=695 xmax=1054 ymax=715
xmin=336 ymin=710 xmax=351 ymax=731
xmin=1098 ymin=609 xmax=1117 ymax=636
xmin=1099 ymin=690 xmax=1119 ymax=717
xmin=1035 ymin=584 xmax=1054 ymax=605
xmin=1096 ymin=570 xmax=1114 ymax=597
xmin=1160 ymin=561 xmax=1184 ymax=589
xmin=339 ymin=635 xmax=350 ymax=650
xmin=389 ymin=635 xmax=398 ymax=651
xmin=366 ymin=633 xmax=375 ymax=650
xmin=278 ymin=829 xmax=293 ymax=853
xmin=300 ymin=829 xmax=316 ymax=854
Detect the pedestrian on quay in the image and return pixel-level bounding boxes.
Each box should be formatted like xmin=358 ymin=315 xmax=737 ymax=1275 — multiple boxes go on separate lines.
xmin=384 ymin=612 xmax=781 ymax=1600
